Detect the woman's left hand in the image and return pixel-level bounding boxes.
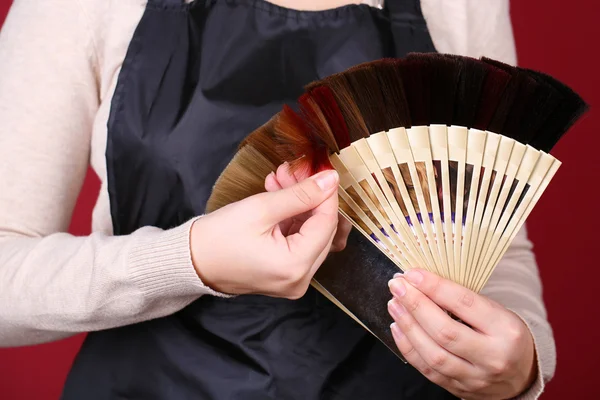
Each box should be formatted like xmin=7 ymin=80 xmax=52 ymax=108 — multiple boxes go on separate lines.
xmin=388 ymin=269 xmax=537 ymax=400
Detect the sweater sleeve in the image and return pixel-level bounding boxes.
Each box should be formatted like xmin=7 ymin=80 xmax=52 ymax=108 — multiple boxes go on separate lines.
xmin=480 ymin=226 xmax=555 ymax=400
xmin=0 ymin=0 xmax=222 ymax=348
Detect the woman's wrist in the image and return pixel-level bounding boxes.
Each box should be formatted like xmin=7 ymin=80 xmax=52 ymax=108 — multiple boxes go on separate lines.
xmin=186 ymin=216 xmax=237 ymax=297
xmin=506 ymin=310 xmax=553 ymax=400
xmin=510 ymin=325 xmax=538 ymax=398
xmin=189 ymin=215 xmax=222 ymax=293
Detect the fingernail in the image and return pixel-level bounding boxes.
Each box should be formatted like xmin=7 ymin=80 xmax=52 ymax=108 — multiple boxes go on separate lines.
xmin=393 ymin=272 xmax=403 ymax=278
xmin=314 ymin=170 xmax=339 ymax=191
xmin=388 ymin=278 xmax=406 ymax=297
xmin=405 ymin=269 xmax=423 ymax=286
xmin=390 ymin=322 xmax=403 ymax=339
xmin=388 ymin=299 xmax=406 ymax=319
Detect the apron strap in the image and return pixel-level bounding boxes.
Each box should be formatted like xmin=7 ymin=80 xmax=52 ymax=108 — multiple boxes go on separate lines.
xmin=384 ymin=0 xmax=427 ymax=19
xmin=384 ymin=0 xmax=437 ymax=56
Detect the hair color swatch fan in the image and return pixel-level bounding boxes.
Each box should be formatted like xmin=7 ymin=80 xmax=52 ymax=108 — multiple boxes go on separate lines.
xmin=206 ymin=53 xmax=588 ymax=358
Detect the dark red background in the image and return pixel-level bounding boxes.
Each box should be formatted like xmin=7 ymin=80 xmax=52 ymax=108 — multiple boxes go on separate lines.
xmin=0 ymin=1 xmax=598 ymax=398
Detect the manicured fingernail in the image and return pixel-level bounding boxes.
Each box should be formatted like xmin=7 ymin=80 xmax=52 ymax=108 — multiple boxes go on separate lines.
xmin=393 ymin=272 xmax=403 ymax=278
xmin=405 ymin=270 xmax=423 ymax=286
xmin=388 ymin=278 xmax=406 ymax=297
xmin=314 ymin=170 xmax=339 ymax=191
xmin=388 ymin=299 xmax=406 ymax=319
xmin=390 ymin=322 xmax=403 ymax=339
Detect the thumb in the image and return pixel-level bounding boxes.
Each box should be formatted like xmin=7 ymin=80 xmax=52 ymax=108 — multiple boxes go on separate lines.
xmin=262 ymin=169 xmax=339 ymax=225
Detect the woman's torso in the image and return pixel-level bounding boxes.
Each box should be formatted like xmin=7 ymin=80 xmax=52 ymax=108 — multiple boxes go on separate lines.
xmin=62 ymin=0 xmax=456 ymax=398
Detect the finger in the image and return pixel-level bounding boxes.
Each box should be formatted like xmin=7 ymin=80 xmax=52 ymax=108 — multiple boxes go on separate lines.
xmin=330 ymin=215 xmax=352 ymax=252
xmin=292 ymin=167 xmax=311 ymax=182
xmin=262 ymin=170 xmax=339 ymax=226
xmin=269 ymin=165 xmax=305 ymax=233
xmin=265 ymin=171 xmax=283 ymax=192
xmin=275 ymin=162 xmax=321 ymax=228
xmin=391 ymin=323 xmax=462 ymax=392
xmin=308 ymin=223 xmax=338 ymax=276
xmin=400 ymin=269 xmax=507 ymax=335
xmin=264 ymin=172 xmax=294 ymax=234
xmin=388 ymin=277 xmax=487 ymax=361
xmin=286 ymin=191 xmax=339 ymax=261
xmin=263 ymin=171 xmax=294 ymax=234
xmin=275 ymin=162 xmax=299 ymax=188
xmin=388 ymin=298 xmax=475 ymax=380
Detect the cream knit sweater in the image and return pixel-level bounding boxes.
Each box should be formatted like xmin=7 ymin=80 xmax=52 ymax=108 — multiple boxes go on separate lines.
xmin=0 ymin=1 xmax=554 ymax=398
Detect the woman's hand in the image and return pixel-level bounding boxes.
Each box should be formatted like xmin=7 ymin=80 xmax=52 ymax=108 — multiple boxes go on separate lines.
xmin=388 ymin=269 xmax=537 ymax=400
xmin=191 ymin=167 xmax=340 ymax=299
xmin=264 ymin=163 xmax=352 ymax=252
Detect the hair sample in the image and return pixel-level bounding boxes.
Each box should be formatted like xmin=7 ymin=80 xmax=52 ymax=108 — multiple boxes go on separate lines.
xmin=206 ymin=145 xmax=275 ymax=213
xmin=425 ymin=54 xmax=462 ymax=125
xmin=239 ymin=117 xmax=284 ymax=167
xmin=307 ymin=86 xmax=351 ymax=149
xmin=309 ymin=73 xmax=371 ymax=142
xmin=371 ymin=59 xmax=412 ymax=128
xmin=524 ymin=69 xmax=590 ymax=152
xmin=344 ymin=64 xmax=391 ymax=134
xmin=452 ymin=56 xmax=488 ymax=128
xmin=397 ymin=55 xmax=432 ymax=126
xmin=473 ymin=65 xmax=512 ymax=131
xmin=514 ymin=74 xmax=563 ymax=145
xmin=276 ymin=105 xmax=332 ymax=175
xmin=298 ymin=93 xmax=339 ymax=153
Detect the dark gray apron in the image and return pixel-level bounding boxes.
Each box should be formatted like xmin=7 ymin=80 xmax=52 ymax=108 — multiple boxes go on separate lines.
xmin=62 ymin=0 xmax=456 ymax=398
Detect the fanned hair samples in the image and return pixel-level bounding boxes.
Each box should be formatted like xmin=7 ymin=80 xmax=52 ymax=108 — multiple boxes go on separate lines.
xmin=206 ymin=54 xmax=588 ymax=356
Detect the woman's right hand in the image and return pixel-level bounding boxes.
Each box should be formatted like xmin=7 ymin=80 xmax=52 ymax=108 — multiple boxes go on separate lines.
xmin=190 ymin=169 xmax=340 ymax=299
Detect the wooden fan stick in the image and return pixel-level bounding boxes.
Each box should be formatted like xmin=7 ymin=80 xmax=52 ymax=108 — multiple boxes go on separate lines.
xmin=350 ymin=139 xmax=429 ymax=267
xmin=338 ymin=189 xmax=407 ymax=268
xmin=447 ymin=126 xmax=468 ymax=282
xmin=474 ymin=157 xmax=561 ymax=292
xmin=388 ymin=127 xmax=445 ymax=275
xmin=332 ymin=155 xmax=411 ymax=267
xmin=474 ymin=145 xmax=543 ymax=279
xmin=467 ymin=137 xmax=515 ymax=288
xmin=406 ymin=126 xmax=450 ymax=278
xmin=459 ymin=128 xmax=487 ymax=287
xmin=367 ymin=131 xmax=438 ymax=272
xmin=337 ymin=146 xmax=424 ymax=267
xmin=474 ymin=141 xmax=528 ymax=276
xmin=464 ymin=132 xmax=501 ymax=290
xmin=429 ymin=125 xmax=455 ymax=280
